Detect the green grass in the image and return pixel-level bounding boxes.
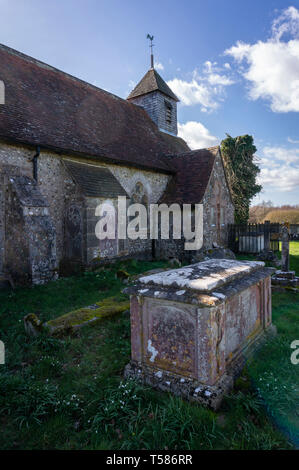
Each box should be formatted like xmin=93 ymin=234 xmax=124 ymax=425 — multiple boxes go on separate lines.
xmin=285 ymin=241 xmax=299 ymax=273
xmin=236 ymin=241 xmax=299 ymax=273
xmin=247 ymin=289 xmax=299 ymax=446
xmin=0 ymin=249 xmax=298 ymax=450
xmin=236 ymin=241 xmax=299 ymax=447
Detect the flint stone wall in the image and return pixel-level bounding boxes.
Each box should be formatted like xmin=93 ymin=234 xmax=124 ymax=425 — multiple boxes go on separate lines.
xmin=0 ymin=141 xmax=170 ymax=278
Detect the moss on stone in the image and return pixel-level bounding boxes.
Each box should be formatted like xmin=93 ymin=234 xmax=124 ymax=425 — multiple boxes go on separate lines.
xmin=23 ymin=313 xmax=43 ymax=336
xmin=46 ymin=296 xmax=130 ymax=334
xmin=116 ymin=269 xmax=130 ymax=280
xmin=25 ymin=313 xmax=42 ymax=327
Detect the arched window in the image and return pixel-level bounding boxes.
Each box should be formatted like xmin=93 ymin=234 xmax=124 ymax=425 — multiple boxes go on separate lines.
xmin=131 ymin=182 xmax=147 ymax=204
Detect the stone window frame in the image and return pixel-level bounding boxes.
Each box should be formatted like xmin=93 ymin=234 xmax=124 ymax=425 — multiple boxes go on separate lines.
xmin=220 ymin=206 xmax=225 ymax=226
xmin=210 ymin=207 xmax=216 ymax=226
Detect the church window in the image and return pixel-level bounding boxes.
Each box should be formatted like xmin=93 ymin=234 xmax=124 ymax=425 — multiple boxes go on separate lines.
xmin=220 ymin=207 xmax=225 ymax=225
xmin=211 ymin=207 xmax=216 ymax=226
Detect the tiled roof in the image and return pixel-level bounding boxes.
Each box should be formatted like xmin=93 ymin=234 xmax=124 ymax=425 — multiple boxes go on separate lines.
xmin=0 ymin=44 xmax=187 ymax=173
xmin=160 ymin=146 xmax=220 ymax=204
xmin=158 ymin=132 xmax=190 ymax=154
xmin=127 ymin=68 xmax=179 ymax=102
xmin=64 ymin=160 xmax=128 ymax=198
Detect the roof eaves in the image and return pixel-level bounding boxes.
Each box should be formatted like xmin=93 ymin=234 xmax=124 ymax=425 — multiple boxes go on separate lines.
xmin=0 ymin=135 xmax=176 ymax=175
xmin=63 ymin=159 xmax=129 ymax=198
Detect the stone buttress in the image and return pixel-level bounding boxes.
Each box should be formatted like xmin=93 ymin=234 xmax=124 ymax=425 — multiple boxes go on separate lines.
xmin=4 ymin=175 xmax=57 ymax=284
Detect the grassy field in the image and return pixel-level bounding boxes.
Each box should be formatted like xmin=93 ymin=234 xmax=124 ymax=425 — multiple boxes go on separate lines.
xmin=0 ymin=246 xmax=298 ymax=450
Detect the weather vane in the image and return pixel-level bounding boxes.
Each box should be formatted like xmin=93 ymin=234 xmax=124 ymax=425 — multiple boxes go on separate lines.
xmin=147 ymin=34 xmax=154 ymax=68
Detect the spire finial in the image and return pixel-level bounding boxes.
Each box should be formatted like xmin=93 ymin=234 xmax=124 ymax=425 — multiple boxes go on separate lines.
xmin=147 ymin=34 xmax=154 ymax=68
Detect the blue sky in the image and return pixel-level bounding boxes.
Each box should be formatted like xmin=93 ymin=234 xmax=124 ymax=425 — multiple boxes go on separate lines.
xmin=1 ymin=0 xmax=299 ymax=206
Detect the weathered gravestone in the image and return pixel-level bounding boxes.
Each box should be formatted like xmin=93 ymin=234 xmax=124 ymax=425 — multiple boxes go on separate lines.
xmin=272 ymin=224 xmax=299 ymax=288
xmin=281 ymin=224 xmax=290 ymax=272
xmin=124 ymin=259 xmax=276 ymax=409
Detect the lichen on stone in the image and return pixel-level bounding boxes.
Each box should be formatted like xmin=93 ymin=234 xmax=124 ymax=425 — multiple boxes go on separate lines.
xmin=45 ymin=296 xmax=130 ymax=334
xmin=115 ymin=269 xmax=130 ymax=280
xmin=23 ymin=313 xmax=43 ymax=336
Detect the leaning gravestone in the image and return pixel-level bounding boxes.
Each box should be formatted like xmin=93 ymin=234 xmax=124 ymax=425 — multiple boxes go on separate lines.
xmin=124 ymin=259 xmax=276 ymax=409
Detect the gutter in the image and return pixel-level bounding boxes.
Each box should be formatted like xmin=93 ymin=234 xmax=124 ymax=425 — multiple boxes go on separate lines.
xmin=29 ymin=145 xmax=40 ymax=181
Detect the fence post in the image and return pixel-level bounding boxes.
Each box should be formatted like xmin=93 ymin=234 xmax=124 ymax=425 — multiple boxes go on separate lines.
xmin=281 ymin=224 xmax=290 ymax=272
xmin=264 ymin=220 xmax=270 ymax=252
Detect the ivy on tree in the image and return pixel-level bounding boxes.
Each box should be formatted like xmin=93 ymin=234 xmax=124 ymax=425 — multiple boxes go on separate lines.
xmin=221 ymin=134 xmax=262 ymax=224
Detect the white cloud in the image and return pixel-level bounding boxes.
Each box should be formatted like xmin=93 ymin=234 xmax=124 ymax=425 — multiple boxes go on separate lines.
xmin=178 ymin=121 xmax=218 ymax=149
xmin=263 ymin=146 xmax=299 ymax=163
xmin=167 ymin=78 xmax=219 ymax=111
xmin=258 ymin=166 xmax=299 ymax=191
xmin=202 ymin=61 xmax=234 ymax=85
xmin=206 ymin=73 xmax=234 ymax=86
xmin=225 ymin=41 xmax=252 ymax=62
xmin=225 ymin=7 xmax=299 ymax=112
xmin=154 ymin=61 xmax=164 ymax=71
xmin=257 ymin=146 xmax=299 ymax=191
xmin=126 ymin=79 xmax=137 ymax=96
xmin=167 ymin=62 xmax=234 ymax=111
xmin=287 ymin=136 xmax=299 ymax=144
xmin=272 ymin=6 xmax=299 ymax=40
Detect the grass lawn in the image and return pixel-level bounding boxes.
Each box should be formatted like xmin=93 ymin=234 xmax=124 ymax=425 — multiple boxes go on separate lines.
xmin=0 ymin=247 xmax=298 ymax=450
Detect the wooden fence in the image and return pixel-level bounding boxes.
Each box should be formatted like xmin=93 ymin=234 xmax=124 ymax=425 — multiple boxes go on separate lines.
xmin=228 ymin=222 xmax=280 ymax=254
xmin=290 ymin=224 xmax=299 ymax=240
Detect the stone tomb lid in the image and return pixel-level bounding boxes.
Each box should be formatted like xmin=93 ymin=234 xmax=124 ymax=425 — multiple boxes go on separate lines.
xmin=137 ymin=259 xmax=265 ymax=293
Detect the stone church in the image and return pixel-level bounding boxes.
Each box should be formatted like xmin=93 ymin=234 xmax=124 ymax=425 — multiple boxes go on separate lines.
xmin=0 ymin=44 xmax=234 ymax=285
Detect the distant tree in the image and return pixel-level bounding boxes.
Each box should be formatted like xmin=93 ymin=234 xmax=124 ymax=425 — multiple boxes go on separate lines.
xmin=249 ymin=203 xmax=299 ymax=223
xmin=221 ymin=134 xmax=262 ymax=224
xmin=263 ymin=209 xmax=299 ymax=224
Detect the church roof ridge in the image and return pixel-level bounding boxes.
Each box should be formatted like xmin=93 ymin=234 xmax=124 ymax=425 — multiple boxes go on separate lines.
xmin=170 ymin=146 xmax=220 ymax=158
xmin=0 ymin=43 xmax=124 ymax=103
xmin=0 ymin=43 xmax=189 ymax=173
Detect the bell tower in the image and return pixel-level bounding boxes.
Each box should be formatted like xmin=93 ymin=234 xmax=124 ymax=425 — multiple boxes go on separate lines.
xmin=127 ymin=35 xmax=179 ymax=136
